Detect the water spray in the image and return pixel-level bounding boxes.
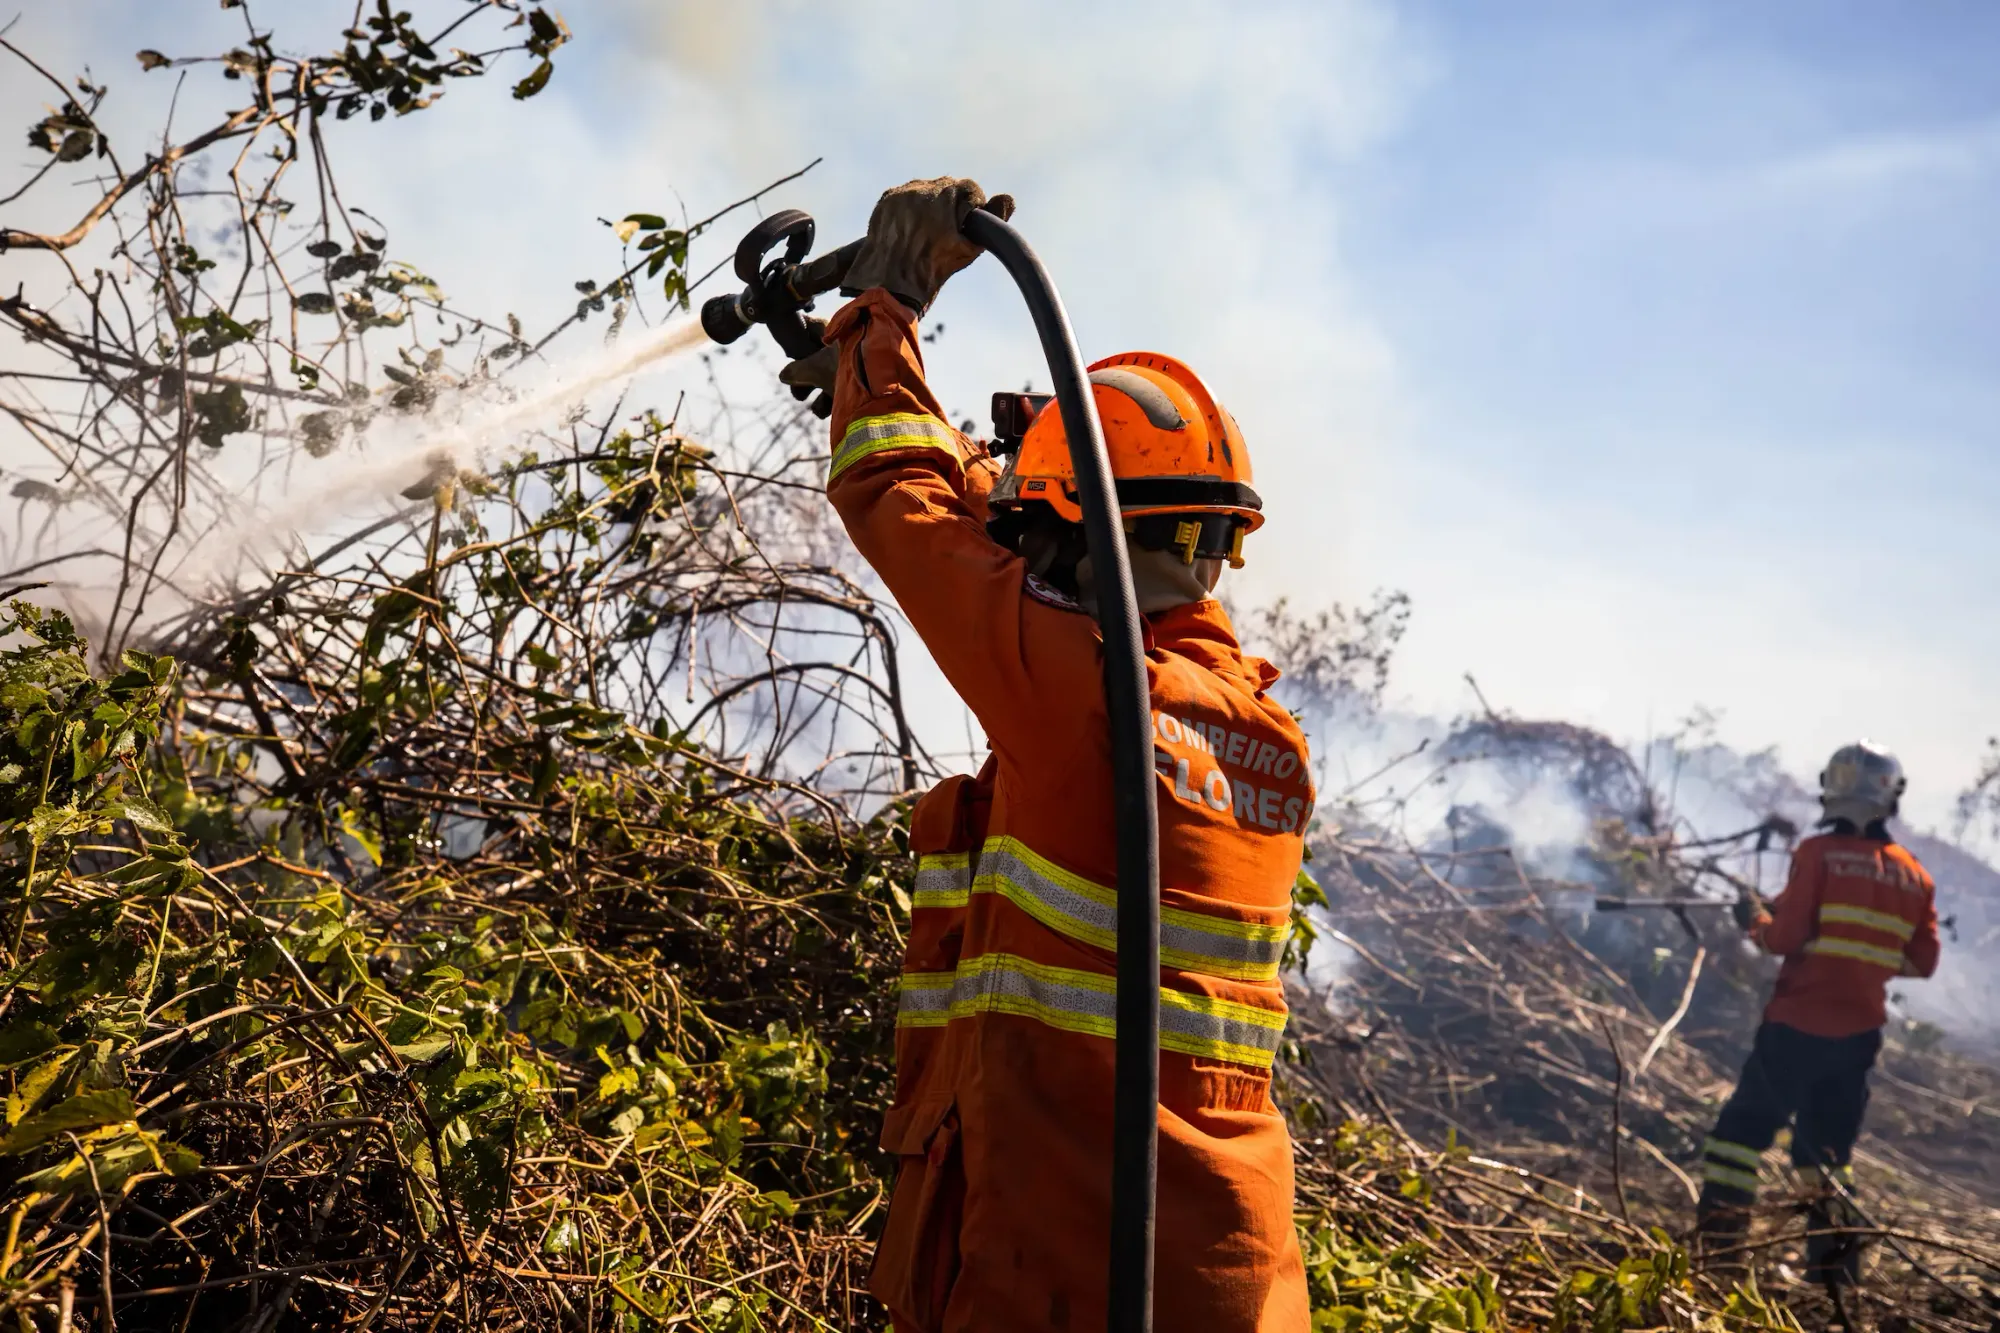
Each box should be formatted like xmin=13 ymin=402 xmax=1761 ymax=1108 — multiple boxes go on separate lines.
xmin=182 ymin=316 xmax=712 ymax=593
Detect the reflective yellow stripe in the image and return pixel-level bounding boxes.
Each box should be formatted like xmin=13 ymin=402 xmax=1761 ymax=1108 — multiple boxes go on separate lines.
xmin=1158 ymin=984 xmax=1288 ymax=1068
xmin=1703 ymin=1162 xmax=1761 ymax=1194
xmin=829 ymin=413 xmax=961 ymax=482
xmin=892 ymin=953 xmax=1288 ymax=1068
xmin=1807 ymin=935 xmax=1906 ymax=970
xmin=973 ymin=836 xmax=1285 ymax=982
xmin=913 ymin=853 xmax=971 ymax=909
xmin=1819 ymin=904 xmax=1914 ymax=941
xmin=1703 ymin=1137 xmax=1763 ymax=1169
xmin=895 ymin=971 xmax=955 ymax=1028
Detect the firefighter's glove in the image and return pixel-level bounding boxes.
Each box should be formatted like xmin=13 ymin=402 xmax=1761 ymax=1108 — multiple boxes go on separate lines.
xmin=777 ymin=317 xmax=836 ymax=420
xmin=843 ymin=177 xmax=1015 ymax=315
xmin=1732 ymin=892 xmax=1767 ymax=934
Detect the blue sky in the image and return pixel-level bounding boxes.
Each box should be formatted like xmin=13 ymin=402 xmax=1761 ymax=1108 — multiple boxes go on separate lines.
xmin=9 ymin=0 xmax=1997 ymax=832
xmin=1333 ymin=2 xmax=2000 ymax=831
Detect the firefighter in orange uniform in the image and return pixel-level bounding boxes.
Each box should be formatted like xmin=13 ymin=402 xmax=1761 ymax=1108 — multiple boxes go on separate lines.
xmin=781 ymin=179 xmax=1312 ymax=1330
xmin=1696 ymin=742 xmax=1940 ymax=1288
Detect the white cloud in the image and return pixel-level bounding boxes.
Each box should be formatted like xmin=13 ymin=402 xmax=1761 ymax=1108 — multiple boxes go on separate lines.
xmin=1758 ymin=119 xmax=2000 ymax=197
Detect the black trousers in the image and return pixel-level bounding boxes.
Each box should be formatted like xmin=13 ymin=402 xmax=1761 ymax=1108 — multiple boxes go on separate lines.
xmin=1699 ymin=1021 xmax=1882 ymax=1206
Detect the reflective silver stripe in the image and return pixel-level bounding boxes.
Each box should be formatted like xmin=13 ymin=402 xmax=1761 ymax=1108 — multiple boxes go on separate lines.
xmin=1806 ymin=936 xmax=1905 ymax=970
xmin=913 ymin=853 xmax=971 ymax=909
xmin=1158 ymin=984 xmax=1289 ymax=1067
xmin=1703 ymin=1137 xmax=1762 ymax=1169
xmin=1702 ymin=1162 xmax=1760 ymax=1194
xmin=948 ymin=953 xmax=1117 ymax=1042
xmin=895 ymin=953 xmax=1287 ymax=1068
xmin=973 ymin=836 xmax=1285 ymax=982
xmin=896 ymin=972 xmax=955 ymax=1027
xmin=829 ymin=413 xmax=961 ymax=482
xmin=1819 ymin=904 xmax=1914 ymax=940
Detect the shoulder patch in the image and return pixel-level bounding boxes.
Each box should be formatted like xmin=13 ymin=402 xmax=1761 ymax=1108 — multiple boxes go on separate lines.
xmin=1023 ymin=574 xmax=1085 ymax=614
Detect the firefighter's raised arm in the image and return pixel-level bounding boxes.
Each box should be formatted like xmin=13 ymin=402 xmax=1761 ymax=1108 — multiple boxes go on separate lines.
xmin=783 ymin=181 xmax=1108 ymax=753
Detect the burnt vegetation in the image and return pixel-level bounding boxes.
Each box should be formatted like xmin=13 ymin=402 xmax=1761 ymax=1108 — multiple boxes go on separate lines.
xmin=2 ymin=5 xmax=1997 ymax=1331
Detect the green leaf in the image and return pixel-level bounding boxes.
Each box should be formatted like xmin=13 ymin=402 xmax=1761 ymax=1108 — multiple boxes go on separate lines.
xmin=543 ymin=1216 xmax=581 ymax=1255
xmin=116 ymin=794 xmax=175 ymax=834
xmin=339 ymin=808 xmax=382 ymax=866
xmin=2 ymin=1089 xmax=137 ymax=1155
xmin=531 ymin=743 xmax=560 ymax=801
xmin=190 ymin=383 xmax=253 ymax=449
xmin=26 ymin=804 xmax=93 ymax=845
xmin=622 ymin=213 xmax=667 ymax=232
xmin=156 ymin=1139 xmax=203 ymax=1176
xmin=738 ymin=1189 xmax=796 ymax=1230
xmin=301 ymin=410 xmax=345 ymax=457
xmin=0 ymin=1024 xmax=60 ymax=1068
xmin=7 ymin=1054 xmax=73 ymax=1126
xmin=445 ymin=1134 xmax=509 ymax=1229
xmin=511 ymin=59 xmax=553 ymax=100
xmin=442 ymin=1069 xmax=510 ymax=1119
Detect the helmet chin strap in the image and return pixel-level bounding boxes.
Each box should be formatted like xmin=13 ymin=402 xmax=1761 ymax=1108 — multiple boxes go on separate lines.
xmin=1077 ymin=542 xmax=1222 ymax=617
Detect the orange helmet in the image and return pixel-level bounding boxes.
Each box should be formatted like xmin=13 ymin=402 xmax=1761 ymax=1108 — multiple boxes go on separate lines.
xmin=988 ymin=352 xmax=1263 ymax=567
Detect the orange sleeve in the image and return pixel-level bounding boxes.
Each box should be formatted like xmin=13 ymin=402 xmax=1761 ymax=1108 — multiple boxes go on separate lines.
xmin=1903 ymin=864 xmax=1941 ymax=979
xmin=822 ymin=289 xmax=1002 ymax=520
xmin=821 ymin=289 xmax=1095 ymax=753
xmin=1754 ymin=840 xmax=1823 ymax=957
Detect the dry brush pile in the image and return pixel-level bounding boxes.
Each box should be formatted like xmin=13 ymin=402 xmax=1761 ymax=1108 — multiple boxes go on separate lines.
xmin=1277 ymin=711 xmax=2000 ymax=1333
xmin=0 ymin=376 xmax=936 ymax=1331
xmin=0 ymin=6 xmax=927 ymax=1327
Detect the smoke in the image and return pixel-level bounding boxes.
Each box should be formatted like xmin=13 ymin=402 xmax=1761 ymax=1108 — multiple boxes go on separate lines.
xmin=1285 ymin=683 xmax=2000 ymax=1047
xmin=610 ymin=0 xmax=1425 ymax=609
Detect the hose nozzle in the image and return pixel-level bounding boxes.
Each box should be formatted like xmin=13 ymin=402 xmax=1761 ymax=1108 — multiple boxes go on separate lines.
xmin=700 ymin=290 xmax=755 ymax=346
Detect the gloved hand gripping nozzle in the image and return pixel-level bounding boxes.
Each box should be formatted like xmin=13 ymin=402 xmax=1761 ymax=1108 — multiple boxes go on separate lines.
xmin=700 ymin=182 xmax=1015 ymax=418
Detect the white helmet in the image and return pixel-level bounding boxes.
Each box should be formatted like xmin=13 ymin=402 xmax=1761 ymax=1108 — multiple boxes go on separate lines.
xmin=1818 ymin=741 xmax=1906 ymax=827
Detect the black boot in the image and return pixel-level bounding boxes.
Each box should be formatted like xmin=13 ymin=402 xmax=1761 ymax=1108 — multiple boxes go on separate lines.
xmin=1696 ymin=1195 xmax=1753 ymax=1281
xmin=1806 ymin=1194 xmax=1865 ymax=1292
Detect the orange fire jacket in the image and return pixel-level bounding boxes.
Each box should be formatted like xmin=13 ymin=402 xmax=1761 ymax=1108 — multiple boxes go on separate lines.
xmin=1752 ymin=832 xmax=1939 ymax=1038
xmin=821 ymin=289 xmax=1312 ymax=1332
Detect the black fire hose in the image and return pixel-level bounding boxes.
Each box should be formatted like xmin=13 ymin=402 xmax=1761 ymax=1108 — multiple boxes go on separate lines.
xmin=703 ymin=208 xmax=1162 ymax=1333
xmin=962 ymin=210 xmax=1162 ymax=1333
